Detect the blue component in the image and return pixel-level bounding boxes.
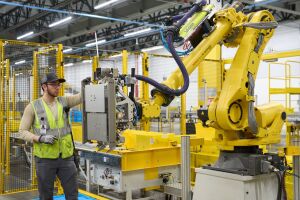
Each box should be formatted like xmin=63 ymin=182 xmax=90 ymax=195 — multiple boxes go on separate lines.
xmin=33 ymin=193 xmax=95 ymax=200
xmin=69 ymin=110 xmax=82 ymax=122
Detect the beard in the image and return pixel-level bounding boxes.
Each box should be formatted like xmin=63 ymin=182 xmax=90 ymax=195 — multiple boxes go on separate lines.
xmin=48 ymin=89 xmax=59 ymax=97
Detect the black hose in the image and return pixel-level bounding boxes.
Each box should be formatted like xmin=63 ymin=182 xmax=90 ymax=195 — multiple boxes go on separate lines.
xmin=135 ymin=1 xmax=207 ymax=97
xmin=135 ymin=32 xmax=189 ymax=96
xmin=274 ymin=171 xmax=282 ymax=200
xmin=282 ymin=170 xmax=287 ymax=200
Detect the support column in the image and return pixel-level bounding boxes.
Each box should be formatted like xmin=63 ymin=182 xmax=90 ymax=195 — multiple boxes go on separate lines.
xmin=122 ymin=50 xmax=128 ymax=95
xmin=56 ymin=44 xmax=64 ymax=96
xmin=181 ymin=93 xmax=186 ymax=135
xmin=294 ymin=156 xmax=300 ymax=200
xmin=33 ymin=51 xmax=39 ymax=100
xmin=86 ymin=159 xmax=91 ymax=192
xmin=0 ymin=40 xmax=4 ymax=194
xmin=5 ymin=59 xmax=10 ymax=175
xmin=141 ymin=52 xmax=150 ymax=131
xmin=92 ymin=56 xmax=99 ymax=82
xmin=181 ymin=136 xmax=191 ymax=200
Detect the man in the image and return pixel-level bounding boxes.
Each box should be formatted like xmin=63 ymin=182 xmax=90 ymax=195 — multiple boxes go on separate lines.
xmin=19 ymin=72 xmax=81 ymax=200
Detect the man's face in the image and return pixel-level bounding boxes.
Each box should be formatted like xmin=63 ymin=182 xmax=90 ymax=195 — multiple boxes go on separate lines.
xmin=44 ymin=81 xmax=61 ymax=97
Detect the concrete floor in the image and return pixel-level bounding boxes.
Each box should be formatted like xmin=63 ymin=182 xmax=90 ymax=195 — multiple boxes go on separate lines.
xmin=0 ymin=190 xmax=39 ymax=200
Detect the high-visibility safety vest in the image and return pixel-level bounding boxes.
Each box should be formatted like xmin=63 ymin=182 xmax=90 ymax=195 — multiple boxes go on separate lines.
xmin=31 ymin=97 xmax=73 ymax=159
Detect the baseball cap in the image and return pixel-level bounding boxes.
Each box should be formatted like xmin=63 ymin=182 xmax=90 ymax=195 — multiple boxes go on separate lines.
xmin=41 ymin=72 xmax=66 ymax=85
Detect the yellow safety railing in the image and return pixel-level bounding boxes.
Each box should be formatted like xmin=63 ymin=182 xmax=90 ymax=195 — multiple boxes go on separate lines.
xmin=268 ymin=60 xmax=300 ymax=114
xmin=0 ymin=39 xmax=59 ymax=194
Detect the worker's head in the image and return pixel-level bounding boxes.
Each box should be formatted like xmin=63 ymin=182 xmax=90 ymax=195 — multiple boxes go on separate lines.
xmin=41 ymin=72 xmax=65 ymax=97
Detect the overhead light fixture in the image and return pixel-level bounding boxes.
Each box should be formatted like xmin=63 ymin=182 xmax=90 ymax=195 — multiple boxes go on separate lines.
xmin=82 ymin=60 xmax=92 ymax=63
xmin=94 ymin=0 xmax=121 ymax=10
xmin=15 ymin=73 xmax=20 ymax=76
xmin=224 ymin=64 xmax=231 ymax=70
xmin=141 ymin=46 xmax=164 ymax=52
xmin=255 ymin=0 xmax=266 ymax=2
xmin=15 ymin=60 xmax=26 ymax=65
xmin=124 ymin=28 xmax=152 ymax=37
xmin=17 ymin=31 xmax=34 ymax=40
xmin=85 ymin=39 xmax=106 ymax=47
xmin=63 ymin=48 xmax=73 ymax=53
xmin=64 ymin=63 xmax=74 ymax=67
xmin=49 ymin=16 xmax=72 ymax=28
xmin=110 ymin=53 xmax=122 ymax=58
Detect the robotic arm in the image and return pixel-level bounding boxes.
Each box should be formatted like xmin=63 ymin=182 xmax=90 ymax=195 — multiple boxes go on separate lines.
xmin=138 ymin=1 xmax=247 ymax=117
xmin=137 ymin=1 xmax=285 ymax=149
xmin=206 ymin=9 xmax=286 ymax=150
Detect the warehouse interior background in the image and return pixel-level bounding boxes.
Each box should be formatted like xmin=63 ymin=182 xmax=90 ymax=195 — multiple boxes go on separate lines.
xmin=0 ymin=0 xmax=300 ymax=200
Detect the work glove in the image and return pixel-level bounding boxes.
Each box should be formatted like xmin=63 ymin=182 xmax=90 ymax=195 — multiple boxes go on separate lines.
xmin=38 ymin=135 xmax=57 ymax=144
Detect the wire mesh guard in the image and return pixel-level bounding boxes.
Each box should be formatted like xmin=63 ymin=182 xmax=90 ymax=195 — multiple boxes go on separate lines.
xmin=0 ymin=41 xmax=58 ymax=194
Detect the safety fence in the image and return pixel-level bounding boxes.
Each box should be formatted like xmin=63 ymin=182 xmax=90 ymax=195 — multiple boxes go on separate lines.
xmin=0 ymin=40 xmax=96 ymax=195
xmin=0 ymin=40 xmax=60 ymax=194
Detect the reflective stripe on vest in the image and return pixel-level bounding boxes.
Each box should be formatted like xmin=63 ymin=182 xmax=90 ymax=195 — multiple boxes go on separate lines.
xmin=31 ymin=97 xmax=71 ymax=137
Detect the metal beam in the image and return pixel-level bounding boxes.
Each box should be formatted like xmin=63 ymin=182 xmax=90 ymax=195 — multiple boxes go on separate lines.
xmin=51 ymin=2 xmax=185 ymax=43
xmin=0 ymin=0 xmax=75 ymax=34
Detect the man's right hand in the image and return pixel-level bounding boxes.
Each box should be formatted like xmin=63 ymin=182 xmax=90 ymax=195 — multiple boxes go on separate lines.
xmin=38 ymin=135 xmax=57 ymax=144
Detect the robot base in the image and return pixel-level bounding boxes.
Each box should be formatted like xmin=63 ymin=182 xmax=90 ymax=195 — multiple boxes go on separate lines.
xmin=193 ymin=168 xmax=278 ymax=200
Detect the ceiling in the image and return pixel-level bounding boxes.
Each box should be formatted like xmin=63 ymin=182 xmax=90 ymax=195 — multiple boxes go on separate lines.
xmin=0 ymin=0 xmax=299 ymax=56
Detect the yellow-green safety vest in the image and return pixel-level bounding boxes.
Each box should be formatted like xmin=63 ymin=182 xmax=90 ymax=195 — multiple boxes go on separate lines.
xmin=31 ymin=97 xmax=73 ymax=159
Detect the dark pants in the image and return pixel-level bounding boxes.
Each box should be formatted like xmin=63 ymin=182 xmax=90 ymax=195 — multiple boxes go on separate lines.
xmin=35 ymin=156 xmax=78 ymax=200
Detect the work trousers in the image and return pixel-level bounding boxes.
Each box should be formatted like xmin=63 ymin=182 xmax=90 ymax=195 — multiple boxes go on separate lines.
xmin=35 ymin=156 xmax=78 ymax=200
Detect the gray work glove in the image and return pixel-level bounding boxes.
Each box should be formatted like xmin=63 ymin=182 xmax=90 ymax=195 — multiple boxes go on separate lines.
xmin=38 ymin=135 xmax=57 ymax=144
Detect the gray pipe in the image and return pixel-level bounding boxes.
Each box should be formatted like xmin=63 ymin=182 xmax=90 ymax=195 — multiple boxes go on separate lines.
xmin=181 ymin=136 xmax=191 ymax=200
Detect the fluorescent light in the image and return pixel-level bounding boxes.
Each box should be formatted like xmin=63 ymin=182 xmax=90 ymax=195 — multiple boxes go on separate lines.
xmin=64 ymin=63 xmax=74 ymax=67
xmin=141 ymin=46 xmax=164 ymax=52
xmin=224 ymin=64 xmax=231 ymax=70
xmin=15 ymin=60 xmax=26 ymax=65
xmin=15 ymin=73 xmax=20 ymax=76
xmin=94 ymin=0 xmax=121 ymax=9
xmin=255 ymin=0 xmax=265 ymax=2
xmin=85 ymin=39 xmax=106 ymax=47
xmin=82 ymin=60 xmax=92 ymax=63
xmin=49 ymin=16 xmax=72 ymax=28
xmin=63 ymin=48 xmax=73 ymax=53
xmin=110 ymin=53 xmax=122 ymax=58
xmin=17 ymin=31 xmax=34 ymax=40
xmin=124 ymin=28 xmax=152 ymax=37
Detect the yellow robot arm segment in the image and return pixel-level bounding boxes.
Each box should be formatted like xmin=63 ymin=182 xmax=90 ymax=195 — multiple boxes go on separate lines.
xmin=142 ymin=4 xmax=248 ymax=118
xmin=206 ymin=10 xmax=286 ymax=149
xmin=208 ymin=10 xmax=276 ymax=131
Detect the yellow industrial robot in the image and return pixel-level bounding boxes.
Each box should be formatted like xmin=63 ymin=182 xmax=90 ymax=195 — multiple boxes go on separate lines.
xmin=136 ymin=1 xmax=285 ymax=151
xmin=132 ymin=1 xmax=287 ymax=199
